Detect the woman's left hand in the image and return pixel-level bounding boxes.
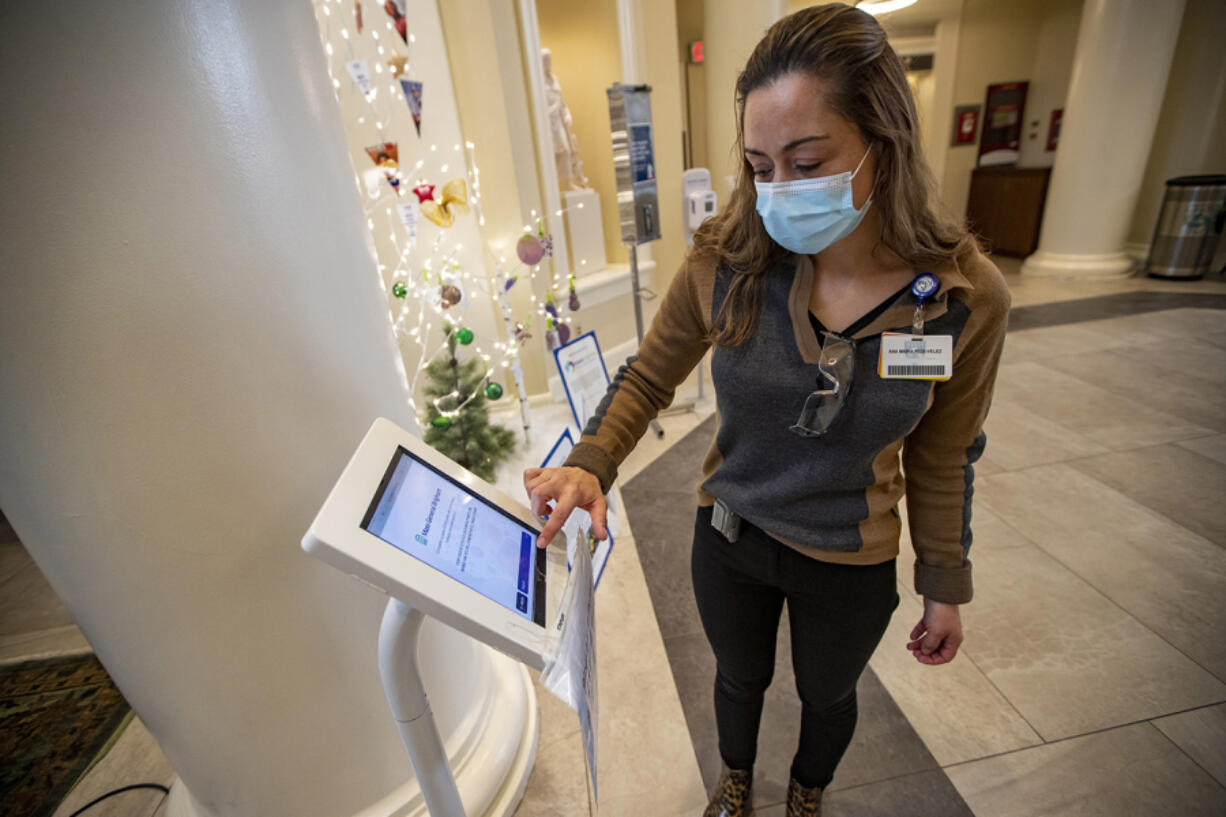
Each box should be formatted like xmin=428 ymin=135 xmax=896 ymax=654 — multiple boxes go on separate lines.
xmin=907 ymin=598 xmax=963 ymax=665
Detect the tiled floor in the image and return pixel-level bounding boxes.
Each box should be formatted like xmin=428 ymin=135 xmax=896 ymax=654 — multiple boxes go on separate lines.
xmin=620 ymin=258 xmax=1226 ymax=815
xmin=3 ymin=257 xmax=1225 ymax=816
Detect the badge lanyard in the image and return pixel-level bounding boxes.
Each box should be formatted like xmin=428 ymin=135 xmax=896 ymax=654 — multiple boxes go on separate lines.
xmin=879 ymin=272 xmax=952 ymax=381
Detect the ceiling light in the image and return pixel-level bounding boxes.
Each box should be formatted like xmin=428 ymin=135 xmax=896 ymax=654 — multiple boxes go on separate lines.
xmin=857 ymin=0 xmax=919 ymax=15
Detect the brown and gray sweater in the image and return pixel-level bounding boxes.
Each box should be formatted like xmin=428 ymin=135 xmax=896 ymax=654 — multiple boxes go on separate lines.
xmin=564 ymin=248 xmax=1011 ymax=604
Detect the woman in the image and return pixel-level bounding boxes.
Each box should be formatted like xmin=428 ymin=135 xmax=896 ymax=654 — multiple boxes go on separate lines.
xmin=523 ymin=5 xmax=1010 ymax=816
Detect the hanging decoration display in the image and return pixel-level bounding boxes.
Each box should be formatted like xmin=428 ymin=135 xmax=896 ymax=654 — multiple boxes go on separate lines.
xmin=362 ymin=167 xmax=386 ymax=199
xmin=345 ymin=59 xmax=372 ymax=94
xmin=517 ymin=233 xmax=545 ymax=266
xmin=364 ymin=142 xmax=401 ymax=194
xmin=395 ymin=201 xmax=419 ymax=237
xmin=516 ymin=219 xmax=554 ymax=265
xmin=568 ymin=274 xmax=581 ymax=311
xmin=383 ymin=0 xmax=409 ymax=45
xmin=411 ymin=182 xmax=436 ymax=203
xmin=313 ymin=0 xmax=591 ymax=458
xmin=400 ymin=78 xmax=423 ymax=136
xmin=439 ymin=281 xmax=463 ymax=309
xmin=420 ymin=178 xmax=469 ymax=228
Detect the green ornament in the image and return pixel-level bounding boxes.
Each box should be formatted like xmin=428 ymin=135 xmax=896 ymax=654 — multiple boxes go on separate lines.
xmin=456 ymin=328 xmax=475 ymax=345
xmin=431 ymin=415 xmax=452 ymax=428
xmin=392 ymin=281 xmax=408 ymax=299
xmin=485 ymin=382 xmax=503 ymax=400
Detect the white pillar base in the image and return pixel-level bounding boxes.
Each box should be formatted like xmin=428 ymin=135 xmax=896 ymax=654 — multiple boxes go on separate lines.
xmin=1124 ymin=241 xmax=1151 ymax=263
xmin=163 ymin=656 xmax=539 ymax=817
xmin=1020 ymin=249 xmax=1138 ymax=280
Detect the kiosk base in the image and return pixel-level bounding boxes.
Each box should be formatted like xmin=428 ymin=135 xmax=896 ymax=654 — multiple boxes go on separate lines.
xmin=161 ymin=598 xmax=539 ymax=817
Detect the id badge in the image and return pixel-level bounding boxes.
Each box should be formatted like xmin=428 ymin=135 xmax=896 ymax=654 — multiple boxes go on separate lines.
xmin=878 ymin=333 xmax=953 ymax=381
xmin=711 ymin=498 xmax=742 ymax=543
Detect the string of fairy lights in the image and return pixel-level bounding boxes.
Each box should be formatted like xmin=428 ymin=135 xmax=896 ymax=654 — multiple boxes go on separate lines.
xmin=311 ymin=0 xmax=588 ymax=430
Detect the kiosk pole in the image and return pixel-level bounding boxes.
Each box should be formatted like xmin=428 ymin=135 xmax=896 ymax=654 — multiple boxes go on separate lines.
xmin=378 ymin=598 xmax=467 ymax=817
xmin=627 ymin=244 xmax=664 ymax=438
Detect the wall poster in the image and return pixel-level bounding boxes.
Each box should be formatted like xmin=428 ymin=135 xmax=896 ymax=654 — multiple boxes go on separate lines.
xmin=952 ymin=104 xmax=980 ymax=146
xmin=978 ymin=81 xmax=1028 ymax=167
xmin=1046 ymin=108 xmax=1063 ymax=152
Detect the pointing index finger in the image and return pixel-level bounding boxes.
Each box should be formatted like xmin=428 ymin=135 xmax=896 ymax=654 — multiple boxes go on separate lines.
xmin=537 ymin=495 xmax=577 ymax=549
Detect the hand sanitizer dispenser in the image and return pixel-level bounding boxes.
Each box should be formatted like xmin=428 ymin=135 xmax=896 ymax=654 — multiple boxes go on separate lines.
xmin=682 ymin=168 xmax=717 ymax=245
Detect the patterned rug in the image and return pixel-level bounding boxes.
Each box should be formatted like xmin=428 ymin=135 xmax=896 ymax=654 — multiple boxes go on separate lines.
xmin=0 ymin=654 xmax=131 ymax=817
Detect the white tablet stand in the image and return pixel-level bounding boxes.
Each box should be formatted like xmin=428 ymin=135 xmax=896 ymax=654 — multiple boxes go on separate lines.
xmin=379 ymin=597 xmax=467 ymax=817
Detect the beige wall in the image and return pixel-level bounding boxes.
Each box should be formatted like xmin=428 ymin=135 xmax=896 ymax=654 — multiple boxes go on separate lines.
xmin=442 ymin=0 xmax=688 ymax=394
xmin=703 ymin=0 xmax=783 ymax=195
xmin=537 ymin=0 xmax=628 ymax=269
xmin=444 ymin=0 xmax=691 ymax=390
xmin=939 ymin=0 xmax=1070 ymax=219
xmin=1018 ymin=0 xmax=1081 ymax=168
xmin=535 ymin=0 xmax=688 ymax=332
xmin=677 ymin=0 xmax=707 ymax=169
xmin=642 ymin=0 xmax=690 ymax=293
xmin=1127 ymin=0 xmax=1226 ymax=253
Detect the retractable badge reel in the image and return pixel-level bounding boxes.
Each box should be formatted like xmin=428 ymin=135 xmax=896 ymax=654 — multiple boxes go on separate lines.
xmin=879 ymin=273 xmax=953 ymax=381
xmin=910 ymin=273 xmax=939 ymax=336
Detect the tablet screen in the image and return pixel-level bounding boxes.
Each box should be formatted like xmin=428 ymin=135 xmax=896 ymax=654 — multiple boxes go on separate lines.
xmin=361 ymin=447 xmax=546 ymax=626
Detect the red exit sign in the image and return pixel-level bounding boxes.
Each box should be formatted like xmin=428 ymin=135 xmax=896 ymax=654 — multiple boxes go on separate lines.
xmin=689 ymin=40 xmax=704 ymax=64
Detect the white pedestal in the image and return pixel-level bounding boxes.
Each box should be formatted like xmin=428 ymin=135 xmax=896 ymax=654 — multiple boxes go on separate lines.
xmin=1020 ymin=249 xmax=1136 ymax=279
xmin=564 ymin=189 xmax=607 ymax=275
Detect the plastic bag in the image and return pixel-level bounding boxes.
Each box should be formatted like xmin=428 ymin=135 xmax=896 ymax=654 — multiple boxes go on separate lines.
xmin=540 ymin=531 xmax=599 ymax=802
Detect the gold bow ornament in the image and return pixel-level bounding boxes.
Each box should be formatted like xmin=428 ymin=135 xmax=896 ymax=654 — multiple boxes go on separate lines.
xmin=420 ymin=178 xmax=470 ymax=228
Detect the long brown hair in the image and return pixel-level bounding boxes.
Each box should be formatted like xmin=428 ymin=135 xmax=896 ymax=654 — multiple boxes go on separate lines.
xmin=694 ymin=3 xmax=976 ymax=347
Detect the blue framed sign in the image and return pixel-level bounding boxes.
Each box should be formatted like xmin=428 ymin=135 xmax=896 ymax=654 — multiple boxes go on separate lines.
xmin=541 ymin=428 xmax=614 ymax=590
xmin=553 ymin=331 xmax=612 ymax=434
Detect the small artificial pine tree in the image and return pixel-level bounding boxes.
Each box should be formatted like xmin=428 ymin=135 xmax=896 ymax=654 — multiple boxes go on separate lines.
xmin=423 ymin=326 xmax=516 ymax=482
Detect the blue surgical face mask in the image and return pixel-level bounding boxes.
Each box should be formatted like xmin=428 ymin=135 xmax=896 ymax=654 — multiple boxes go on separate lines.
xmin=754 ymin=145 xmax=873 ymax=255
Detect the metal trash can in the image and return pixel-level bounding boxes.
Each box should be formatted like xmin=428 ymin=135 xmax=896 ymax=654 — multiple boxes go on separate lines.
xmin=1146 ymin=175 xmax=1226 ymax=279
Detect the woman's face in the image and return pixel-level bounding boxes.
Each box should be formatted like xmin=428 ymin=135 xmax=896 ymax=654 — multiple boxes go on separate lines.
xmin=742 ymin=72 xmax=874 ymax=209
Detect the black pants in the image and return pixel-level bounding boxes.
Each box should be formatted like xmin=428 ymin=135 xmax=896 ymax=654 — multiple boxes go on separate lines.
xmin=691 ymin=505 xmax=898 ymax=789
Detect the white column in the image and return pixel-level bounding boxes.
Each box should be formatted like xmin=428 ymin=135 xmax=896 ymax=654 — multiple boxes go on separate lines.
xmin=1021 ymin=0 xmax=1186 ymax=278
xmin=0 ymin=2 xmax=534 ymax=817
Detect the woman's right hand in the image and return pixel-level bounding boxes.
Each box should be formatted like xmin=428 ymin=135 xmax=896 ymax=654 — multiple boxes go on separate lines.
xmin=522 ymin=466 xmax=609 ymax=549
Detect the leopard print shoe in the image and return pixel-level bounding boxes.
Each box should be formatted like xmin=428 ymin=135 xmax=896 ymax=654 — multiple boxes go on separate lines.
xmin=702 ymin=766 xmax=752 ymax=817
xmin=785 ymin=776 xmax=823 ymax=817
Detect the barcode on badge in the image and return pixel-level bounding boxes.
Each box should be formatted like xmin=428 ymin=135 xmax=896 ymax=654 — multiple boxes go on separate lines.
xmin=886 ymin=364 xmax=947 ymax=377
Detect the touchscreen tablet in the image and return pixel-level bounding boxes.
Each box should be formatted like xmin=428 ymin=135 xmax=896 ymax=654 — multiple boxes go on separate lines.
xmin=303 ymin=417 xmax=565 ymax=668
xmin=361 ymin=445 xmax=547 ymax=626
